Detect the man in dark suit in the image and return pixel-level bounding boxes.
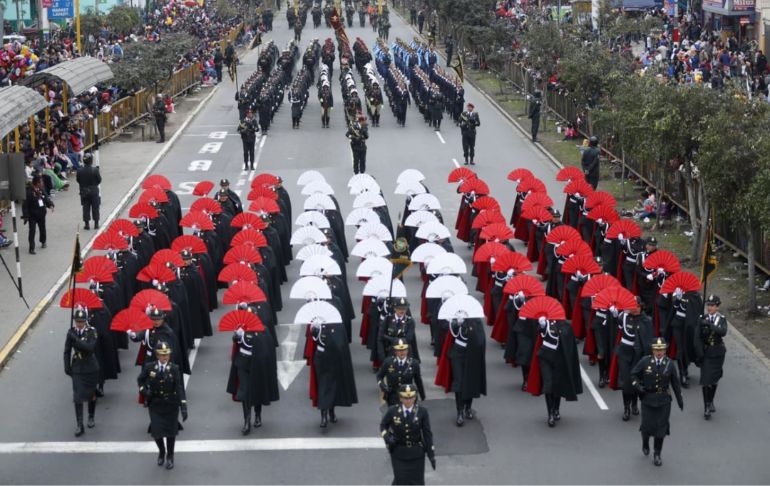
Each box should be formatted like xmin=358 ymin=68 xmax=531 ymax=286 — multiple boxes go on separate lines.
xmin=76 ymin=153 xmax=101 ymax=229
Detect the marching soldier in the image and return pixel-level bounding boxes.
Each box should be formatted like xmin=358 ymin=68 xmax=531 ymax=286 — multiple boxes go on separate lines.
xmin=219 ymin=179 xmax=243 ymax=214
xmin=137 ymin=342 xmax=188 ymax=470
xmin=631 ymin=337 xmax=683 ymax=467
xmin=459 ymin=103 xmax=480 ymax=165
xmin=380 ymin=384 xmax=436 ymax=485
xmin=346 ymin=115 xmax=369 ymax=175
xmin=64 ymin=309 xmax=99 ymax=437
xmin=378 ymin=298 xmax=419 ymax=362
xmin=611 ymin=302 xmax=654 ymax=422
xmin=76 ymin=153 xmax=101 ymax=230
xmin=377 ymin=339 xmax=426 ymax=406
xmin=309 ymin=320 xmax=359 ymax=428
xmin=238 ymin=109 xmax=259 ymax=170
xmin=694 ymin=294 xmax=728 ymax=420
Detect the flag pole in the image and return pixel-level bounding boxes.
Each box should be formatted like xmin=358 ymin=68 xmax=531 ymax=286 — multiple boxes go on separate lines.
xmin=68 ymin=230 xmax=82 ymax=328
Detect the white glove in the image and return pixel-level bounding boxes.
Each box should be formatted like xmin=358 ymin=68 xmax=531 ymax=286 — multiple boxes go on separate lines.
xmin=236 ymin=328 xmax=245 ymax=337
xmin=609 ymin=306 xmax=619 ymax=318
xmin=674 ymin=288 xmax=683 ymax=299
xmin=127 ymin=330 xmax=136 ymax=339
xmin=646 ymin=273 xmax=654 ymax=281
xmin=538 ymin=316 xmax=548 ymax=329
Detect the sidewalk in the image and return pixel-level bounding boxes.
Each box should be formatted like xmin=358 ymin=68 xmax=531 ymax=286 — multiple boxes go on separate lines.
xmin=0 ymin=85 xmax=216 ymax=365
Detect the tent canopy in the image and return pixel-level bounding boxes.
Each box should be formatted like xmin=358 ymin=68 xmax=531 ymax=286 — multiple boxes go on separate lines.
xmin=21 ymin=57 xmax=114 ymax=96
xmin=0 ymin=85 xmax=47 ymax=139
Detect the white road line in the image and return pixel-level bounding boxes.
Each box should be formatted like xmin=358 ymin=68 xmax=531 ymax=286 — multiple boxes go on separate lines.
xmin=259 ymin=135 xmax=267 ymax=148
xmin=0 ymin=437 xmax=384 ymax=454
xmin=436 ymin=131 xmax=446 ymax=144
xmin=236 ymin=179 xmax=246 ymax=187
xmin=253 ymin=135 xmax=267 ymax=170
xmin=181 ymin=134 xmax=238 ymax=137
xmin=183 ymin=338 xmax=202 ymax=389
xmin=580 ymin=364 xmax=609 ymax=410
xmin=240 ymin=170 xmax=248 ymax=176
xmin=451 ymin=158 xmax=460 ymax=168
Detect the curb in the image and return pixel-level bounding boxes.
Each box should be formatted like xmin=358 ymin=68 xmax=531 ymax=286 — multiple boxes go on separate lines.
xmin=0 ymin=84 xmax=221 ymax=370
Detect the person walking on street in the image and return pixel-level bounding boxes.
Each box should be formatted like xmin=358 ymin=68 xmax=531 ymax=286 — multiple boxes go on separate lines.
xmin=214 ymin=47 xmax=224 ymax=83
xmin=528 ymin=91 xmax=542 ymax=143
xmin=377 ymin=340 xmax=426 ymax=406
xmin=23 ymin=175 xmax=53 ymax=254
xmin=346 ymin=116 xmax=369 ymax=175
xmin=446 ymin=38 xmax=454 ymax=67
xmin=459 ymin=103 xmax=480 ymax=165
xmin=417 ymin=8 xmax=425 ymax=34
xmin=238 ymin=110 xmax=259 ymax=170
xmin=76 ymin=153 xmax=101 ymax=230
xmin=694 ymin=294 xmax=728 ymax=420
xmin=582 ymin=136 xmax=601 ymax=189
xmin=64 ymin=309 xmax=99 ymax=437
xmin=153 ymin=94 xmax=168 ymax=143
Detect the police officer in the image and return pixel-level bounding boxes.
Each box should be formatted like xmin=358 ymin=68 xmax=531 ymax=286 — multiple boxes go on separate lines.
xmin=76 ymin=153 xmax=101 ymax=230
xmin=64 ymin=309 xmax=99 ymax=437
xmin=219 ymin=179 xmax=243 ymax=214
xmin=238 ymin=109 xmax=259 ymax=170
xmin=459 ymin=103 xmax=480 ymax=165
xmin=581 ymin=136 xmax=601 ymax=189
xmin=631 ymin=337 xmax=684 ymax=467
xmin=23 ymin=175 xmax=53 ymax=254
xmin=377 ymin=339 xmax=426 ymax=406
xmin=694 ymin=294 xmax=728 ymax=420
xmin=528 ymin=90 xmax=541 ymax=143
xmin=380 ymin=384 xmax=436 ymax=485
xmin=346 ymin=116 xmax=369 ymax=174
xmin=137 ymin=342 xmax=188 ymax=470
xmin=153 ymin=94 xmax=167 ymax=143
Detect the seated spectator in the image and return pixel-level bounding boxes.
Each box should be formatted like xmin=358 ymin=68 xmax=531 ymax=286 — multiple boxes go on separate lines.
xmin=633 ymin=191 xmax=657 ymax=220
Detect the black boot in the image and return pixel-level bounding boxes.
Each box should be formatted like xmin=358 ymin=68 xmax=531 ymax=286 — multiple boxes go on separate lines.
xmin=709 ymin=384 xmax=717 ymax=413
xmin=464 ymin=157 xmax=469 ymax=165
xmin=546 ymin=395 xmax=555 ymax=427
xmin=642 ymin=434 xmax=650 ymax=456
xmin=165 ymin=437 xmax=175 ymax=470
xmin=329 ymin=408 xmax=337 ymax=423
xmin=155 ymin=438 xmax=166 ymax=466
xmin=521 ymin=366 xmax=529 ymax=391
xmin=598 ymin=362 xmax=607 ymax=388
xmin=94 ymin=221 xmax=99 ymax=230
xmin=455 ymin=394 xmax=464 ymax=426
xmin=241 ymin=402 xmax=251 ymax=435
xmin=87 ymin=399 xmax=96 ymax=428
xmin=74 ymin=403 xmax=85 ymax=437
xmin=253 ymin=404 xmax=262 ymax=428
xmin=84 ymin=222 xmax=90 ymax=230
xmin=679 ymin=362 xmax=689 ymax=388
xmin=456 ymin=411 xmax=465 ymax=427
xmin=320 ymin=410 xmax=328 ymax=428
xmin=622 ymin=395 xmax=631 ymax=421
xmin=653 ymin=438 xmax=663 ymax=466
xmin=552 ymin=396 xmax=561 ymax=421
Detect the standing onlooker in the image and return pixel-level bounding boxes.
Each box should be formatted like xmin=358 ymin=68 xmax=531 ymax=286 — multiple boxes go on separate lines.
xmin=23 ymin=175 xmax=54 ymax=254
xmin=417 ymin=7 xmax=425 ymax=34
xmin=76 ymin=153 xmax=102 ymax=230
xmin=581 ymin=136 xmax=601 ymax=189
xmin=528 ymin=90 xmax=542 ymax=143
xmin=153 ymin=94 xmax=168 ymax=143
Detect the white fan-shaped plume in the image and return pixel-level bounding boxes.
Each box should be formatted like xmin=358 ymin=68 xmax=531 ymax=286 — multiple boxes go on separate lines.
xmin=290 ymin=226 xmax=327 ymax=246
xmin=296 ymin=244 xmax=333 ymax=261
xmin=301 ymin=180 xmax=335 ymax=196
xmin=404 ymin=210 xmax=438 ymax=228
xmin=353 ymin=192 xmax=387 ymax=208
xmin=394 ymin=180 xmax=427 ymax=196
xmin=415 ymin=221 xmax=451 ymax=242
xmin=294 ymin=301 xmax=342 ymax=324
xmin=297 ymin=170 xmax=326 ymax=186
xmin=345 ymin=207 xmax=380 ymax=227
xmin=438 ymin=294 xmax=485 ymax=320
xmin=356 ymin=256 xmax=393 ymax=278
xmin=363 ymin=277 xmax=408 ymax=298
xmin=290 ymin=276 xmax=333 ymax=300
xmin=351 ymin=238 xmax=390 ymax=259
xmin=409 ymin=193 xmax=441 ymax=210
xmin=303 ymin=194 xmax=336 ymax=211
xmin=427 ymin=275 xmax=469 ymax=299
xmin=397 ymin=168 xmax=426 ymax=185
xmin=410 ymin=242 xmax=447 ymax=263
xmin=295 ymin=211 xmax=331 ymax=228
xmin=426 ymin=252 xmax=467 ymax=275
xmin=299 ymin=255 xmax=342 ymax=276
xmin=355 ymin=222 xmax=393 ymax=242
xmin=349 ymin=178 xmax=382 ymax=196
xmin=348 ymin=173 xmax=377 ymax=188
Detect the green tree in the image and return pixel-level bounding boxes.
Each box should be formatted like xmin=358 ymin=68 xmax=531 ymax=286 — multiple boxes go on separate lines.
xmin=106 ymin=5 xmax=141 ymax=35
xmin=111 ymin=33 xmax=198 ymax=93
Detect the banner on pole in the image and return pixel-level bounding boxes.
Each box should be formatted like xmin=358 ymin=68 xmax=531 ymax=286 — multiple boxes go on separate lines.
xmin=48 ymin=0 xmax=74 ymax=19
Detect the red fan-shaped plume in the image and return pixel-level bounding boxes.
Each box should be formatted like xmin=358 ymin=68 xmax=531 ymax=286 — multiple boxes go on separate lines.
xmin=592 ymin=286 xmax=638 ymax=310
xmin=171 ymin=235 xmax=208 ymax=254
xmin=448 ymin=167 xmax=476 ymax=183
xmin=232 ymin=212 xmax=268 ymax=230
xmin=561 ymin=254 xmax=602 ymax=275
xmin=75 ymin=257 xmax=117 ymax=284
xmin=480 ymin=223 xmax=515 ymax=241
xmin=459 ymin=178 xmax=490 ymax=195
xmin=507 ymin=168 xmax=533 ymax=183
xmin=643 ymin=250 xmax=681 ymax=274
xmin=93 ymin=231 xmax=129 ymax=251
xmin=231 ymin=228 xmax=268 ymax=248
xmin=137 ymin=262 xmax=177 ymax=283
xmin=130 ymin=289 xmax=172 ymax=312
xmin=218 ymin=263 xmax=258 ymax=283
xmin=252 ymin=173 xmax=280 ymax=188
xmin=139 ymin=187 xmax=169 ymax=205
xmin=520 ymin=296 xmax=566 ymax=320
xmin=224 ymin=245 xmax=263 ymax=265
xmin=659 ymin=271 xmax=701 ymax=294
xmin=128 ymin=202 xmax=158 ymax=220
xmin=503 ymin=274 xmax=546 ymax=297
xmin=586 ymin=191 xmax=617 ymax=210
xmin=521 ymin=192 xmax=554 ymax=212
xmin=190 ymin=197 xmax=222 ymax=215
xmin=471 ymin=196 xmax=500 ymax=212
xmin=111 ymin=307 xmax=153 ymax=332
xmin=545 ymin=225 xmax=581 ymax=244
xmin=473 ymin=241 xmax=509 ymax=263
xmin=556 ymin=238 xmax=593 ymax=258
xmin=587 ymin=205 xmax=619 ymax=224
xmin=151 ymin=249 xmax=185 ymax=268
xmin=556 ymin=166 xmax=585 ymax=182
xmin=180 ymin=211 xmax=215 ymax=231
xmin=222 ymin=281 xmax=267 ymax=304
xmin=249 ymin=197 xmax=281 ymax=214
xmin=581 ymin=274 xmax=622 ymax=297
xmin=605 ymin=219 xmax=642 ymax=240
xmin=518 ymin=177 xmax=547 ymax=194
xmin=60 ymin=288 xmax=103 ymax=309
xmin=564 ymin=178 xmax=595 ymax=197
xmin=109 ymin=219 xmax=139 ymax=238
xmin=193 ymin=180 xmax=215 ymax=197
xmin=219 ymin=310 xmax=265 ymax=332
xmin=471 ymin=210 xmax=504 ymax=229
xmin=247 ymin=186 xmax=279 ymax=201
xmin=491 ymin=251 xmax=533 ymax=273
xmin=521 ymin=205 xmax=553 ymax=223
xmin=142 ymin=175 xmax=172 ymax=191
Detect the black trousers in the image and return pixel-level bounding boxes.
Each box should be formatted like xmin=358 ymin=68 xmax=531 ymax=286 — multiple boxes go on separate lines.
xmin=81 ymin=192 xmax=100 ymax=224
xmin=352 ymin=144 xmax=367 ymax=174
xmin=242 ymin=138 xmax=255 ymax=166
xmin=155 ymin=118 xmax=166 ymax=142
xmin=531 ymin=118 xmax=540 ymax=141
xmin=462 ymin=132 xmax=476 ymax=160
xmin=28 ymin=217 xmax=46 ymax=249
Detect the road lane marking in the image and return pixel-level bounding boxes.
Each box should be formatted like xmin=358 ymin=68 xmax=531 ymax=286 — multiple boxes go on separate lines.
xmin=0 ymin=437 xmax=384 ymax=454
xmin=436 ymin=131 xmax=446 ymax=144
xmin=182 ymin=134 xmax=237 ymax=137
xmin=451 ymin=158 xmax=460 ymax=168
xmin=188 ymin=160 xmax=212 ymax=171
xmin=580 ymin=364 xmax=609 ymax=410
xmin=236 ymin=179 xmax=246 ymax=187
xmin=183 ymin=338 xmax=201 ymax=389
xmin=277 ymin=323 xmax=305 ymax=390
xmin=199 ymin=142 xmax=223 ymax=154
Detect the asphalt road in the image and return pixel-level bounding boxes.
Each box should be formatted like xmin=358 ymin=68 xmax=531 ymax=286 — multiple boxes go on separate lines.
xmin=1 ymin=12 xmax=769 ymax=485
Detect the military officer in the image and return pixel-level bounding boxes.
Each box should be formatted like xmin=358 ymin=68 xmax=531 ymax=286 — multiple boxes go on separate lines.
xmin=377 ymin=339 xmax=426 ymax=406
xmin=238 ymin=109 xmax=259 ymax=170
xmin=380 ymin=384 xmax=436 ymax=485
xmin=378 ymin=298 xmax=419 ymax=362
xmin=459 ymin=103 xmax=480 ymax=165
xmin=694 ymin=294 xmax=728 ymax=420
xmin=631 ymin=337 xmax=684 ymax=467
xmin=346 ymin=115 xmax=369 ymax=174
xmin=137 ymin=342 xmax=188 ymax=470
xmin=64 ymin=309 xmax=100 ymax=437
xmin=219 ymin=179 xmax=243 ymax=214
